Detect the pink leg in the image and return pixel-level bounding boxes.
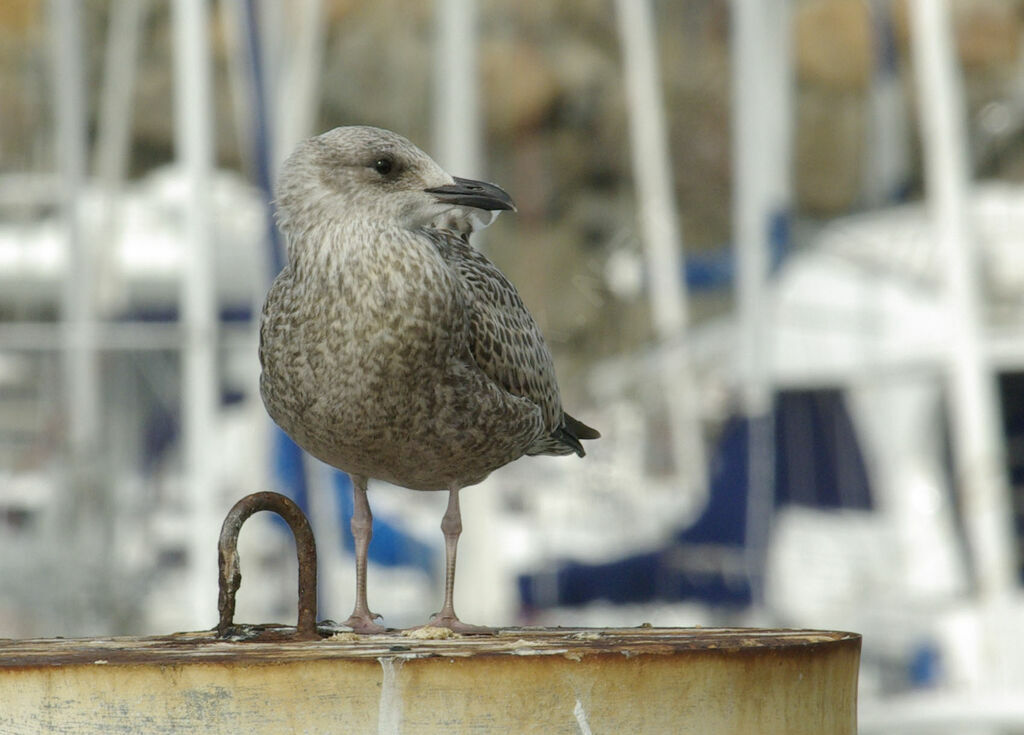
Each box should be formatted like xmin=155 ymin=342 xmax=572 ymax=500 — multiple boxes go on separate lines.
xmin=425 ymin=487 xmax=489 ymax=633
xmin=344 ymin=474 xmax=386 ymax=633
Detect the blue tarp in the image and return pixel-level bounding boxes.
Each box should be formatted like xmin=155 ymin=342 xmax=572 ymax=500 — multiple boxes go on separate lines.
xmin=518 ymin=388 xmax=874 ymax=610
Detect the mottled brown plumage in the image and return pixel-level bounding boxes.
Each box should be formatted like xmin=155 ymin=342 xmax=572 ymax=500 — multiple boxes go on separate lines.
xmin=259 ymin=126 xmax=598 ymax=632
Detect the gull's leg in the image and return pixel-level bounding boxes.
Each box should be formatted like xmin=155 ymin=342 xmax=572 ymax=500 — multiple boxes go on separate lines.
xmin=343 ymin=474 xmax=386 ymax=633
xmin=425 ymin=486 xmax=490 ymax=633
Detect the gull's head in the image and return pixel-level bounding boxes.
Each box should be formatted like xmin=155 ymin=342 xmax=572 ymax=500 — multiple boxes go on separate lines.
xmin=275 ymin=126 xmax=515 ymax=239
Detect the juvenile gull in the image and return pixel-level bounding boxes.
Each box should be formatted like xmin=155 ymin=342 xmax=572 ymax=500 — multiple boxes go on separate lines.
xmin=259 ymin=126 xmax=599 ymax=633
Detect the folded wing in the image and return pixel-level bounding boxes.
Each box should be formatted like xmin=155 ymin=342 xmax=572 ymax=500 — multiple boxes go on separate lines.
xmin=433 ymin=232 xmax=599 ymax=456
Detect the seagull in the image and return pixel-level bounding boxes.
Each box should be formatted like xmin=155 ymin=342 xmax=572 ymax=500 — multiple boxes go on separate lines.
xmin=259 ymin=126 xmax=599 ymax=633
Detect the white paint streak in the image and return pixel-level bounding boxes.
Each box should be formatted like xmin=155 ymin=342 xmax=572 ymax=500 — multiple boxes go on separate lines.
xmin=574 ymin=698 xmax=593 ymax=735
xmin=377 ymin=657 xmax=403 ymax=735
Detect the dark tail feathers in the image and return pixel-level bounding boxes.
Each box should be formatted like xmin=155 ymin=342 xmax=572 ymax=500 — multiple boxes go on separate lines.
xmin=554 ymin=412 xmax=601 ymax=457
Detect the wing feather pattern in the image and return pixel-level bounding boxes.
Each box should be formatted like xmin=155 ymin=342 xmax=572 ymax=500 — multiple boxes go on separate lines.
xmin=431 ymin=232 xmax=598 ymax=456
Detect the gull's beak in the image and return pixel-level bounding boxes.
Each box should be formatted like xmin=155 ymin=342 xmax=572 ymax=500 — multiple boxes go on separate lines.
xmin=426 ymin=177 xmax=516 ymax=212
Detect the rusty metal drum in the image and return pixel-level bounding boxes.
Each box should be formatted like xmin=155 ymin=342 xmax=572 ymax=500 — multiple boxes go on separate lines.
xmin=0 ymin=626 xmax=860 ymax=734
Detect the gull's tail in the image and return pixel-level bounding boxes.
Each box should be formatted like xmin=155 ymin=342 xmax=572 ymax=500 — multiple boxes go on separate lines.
xmin=530 ymin=412 xmax=601 ymax=458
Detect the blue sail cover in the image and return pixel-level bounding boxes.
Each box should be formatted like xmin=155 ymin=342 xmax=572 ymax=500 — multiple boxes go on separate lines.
xmin=518 ymin=388 xmax=874 ymax=610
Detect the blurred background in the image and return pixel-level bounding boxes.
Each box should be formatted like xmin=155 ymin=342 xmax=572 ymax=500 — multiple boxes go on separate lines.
xmin=3 ymin=0 xmax=1024 ymax=730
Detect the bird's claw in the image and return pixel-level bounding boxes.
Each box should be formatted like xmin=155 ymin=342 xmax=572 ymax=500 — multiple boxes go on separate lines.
xmin=344 ymin=611 xmax=387 ymax=634
xmin=422 ymin=614 xmax=492 ymax=635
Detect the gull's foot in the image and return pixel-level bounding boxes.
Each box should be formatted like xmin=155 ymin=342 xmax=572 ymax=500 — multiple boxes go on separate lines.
xmin=343 ymin=611 xmax=388 ymax=634
xmin=419 ymin=614 xmax=492 ymax=635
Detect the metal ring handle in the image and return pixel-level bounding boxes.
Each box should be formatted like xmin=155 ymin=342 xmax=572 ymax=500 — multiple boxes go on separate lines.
xmin=217 ymin=491 xmax=318 ymax=639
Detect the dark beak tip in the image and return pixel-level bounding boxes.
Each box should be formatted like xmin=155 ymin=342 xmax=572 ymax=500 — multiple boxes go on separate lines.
xmin=427 ymin=177 xmax=516 ymax=213
xmin=487 ymin=197 xmax=517 ymax=213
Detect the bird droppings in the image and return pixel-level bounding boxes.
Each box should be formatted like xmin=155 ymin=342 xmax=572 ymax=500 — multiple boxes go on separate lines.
xmin=574 ymin=697 xmax=594 ymax=735
xmin=402 ymin=626 xmax=461 ymax=640
xmin=377 ymin=656 xmax=404 ymax=735
xmin=328 ymin=632 xmax=360 ymax=643
xmin=569 ymin=631 xmax=604 ymax=641
xmin=505 ymin=638 xmax=537 ymax=651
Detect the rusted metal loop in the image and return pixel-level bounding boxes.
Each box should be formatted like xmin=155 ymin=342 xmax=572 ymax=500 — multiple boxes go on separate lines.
xmin=217 ymin=491 xmax=318 ymax=639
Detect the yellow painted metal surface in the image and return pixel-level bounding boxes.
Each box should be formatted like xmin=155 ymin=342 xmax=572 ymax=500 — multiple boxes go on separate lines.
xmin=0 ymin=627 xmax=860 ymax=734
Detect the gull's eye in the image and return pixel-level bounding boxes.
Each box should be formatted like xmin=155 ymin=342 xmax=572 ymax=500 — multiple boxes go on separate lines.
xmin=373 ymin=157 xmax=394 ymax=175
